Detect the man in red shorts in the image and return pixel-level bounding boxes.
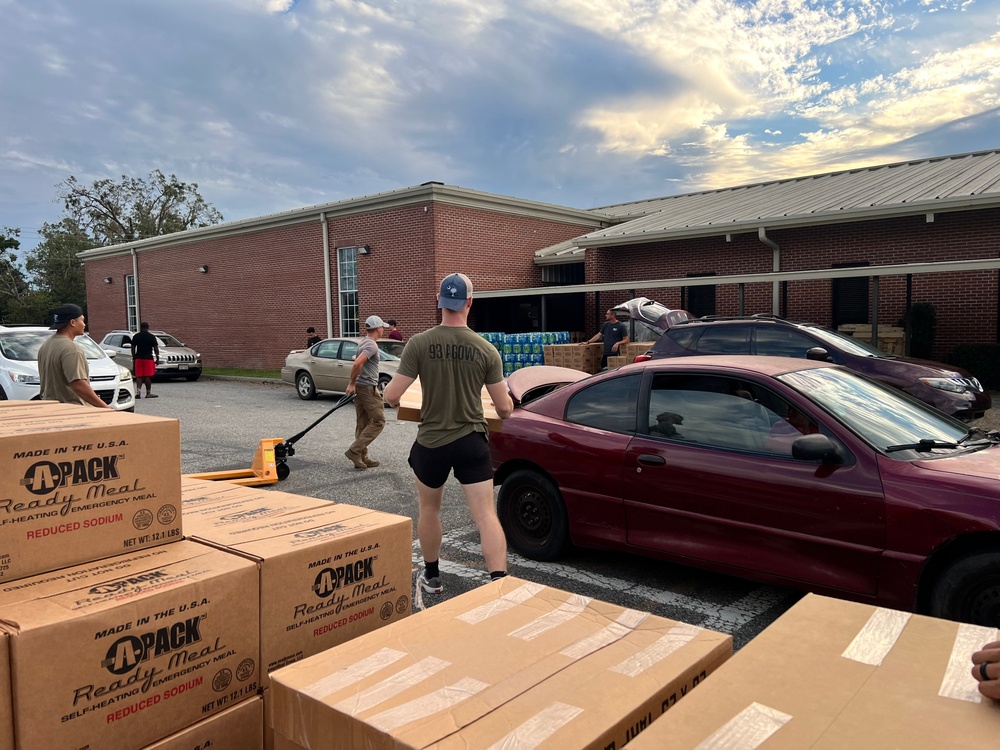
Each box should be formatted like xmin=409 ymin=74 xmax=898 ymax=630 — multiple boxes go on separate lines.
xmin=130 ymin=322 xmax=161 ymax=399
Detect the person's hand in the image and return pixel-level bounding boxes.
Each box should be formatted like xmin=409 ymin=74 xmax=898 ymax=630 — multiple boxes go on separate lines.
xmin=971 ymin=640 xmax=1000 ymax=701
xmin=611 ymin=342 xmax=620 ymax=352
xmin=346 ymin=383 xmax=356 ymax=396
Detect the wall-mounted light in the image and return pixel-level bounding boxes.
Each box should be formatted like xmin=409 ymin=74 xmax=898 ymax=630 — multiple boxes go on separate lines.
xmin=103 ymin=277 xmax=113 ymax=284
xmin=197 ymin=265 xmax=209 ymax=274
xmin=358 ymin=245 xmax=371 ymax=255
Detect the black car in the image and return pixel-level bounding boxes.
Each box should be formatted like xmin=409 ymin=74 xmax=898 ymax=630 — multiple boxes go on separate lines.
xmin=637 ymin=315 xmax=990 ymax=420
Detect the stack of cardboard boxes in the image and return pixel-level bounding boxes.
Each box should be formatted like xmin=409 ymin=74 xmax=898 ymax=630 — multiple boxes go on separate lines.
xmin=606 ymin=341 xmax=655 ymax=369
xmin=542 ymin=343 xmax=603 ymax=374
xmin=0 ymin=402 xmax=414 ymax=750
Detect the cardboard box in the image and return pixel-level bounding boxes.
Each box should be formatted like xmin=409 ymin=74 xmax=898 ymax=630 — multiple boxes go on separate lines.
xmin=143 ymin=695 xmax=263 ymax=749
xmin=185 ymin=502 xmax=413 ymax=689
xmin=270 ymin=577 xmax=731 ymax=750
xmin=396 ymin=377 xmax=503 ymax=431
xmin=0 ymin=403 xmax=183 ymax=583
xmin=623 ymin=341 xmax=654 ymax=360
xmin=542 ymin=343 xmax=602 ymax=374
xmin=0 ymin=540 xmax=260 ymax=750
xmin=606 ymin=355 xmax=629 ymax=369
xmin=180 ymin=476 xmax=332 ymax=528
xmin=628 ymin=594 xmax=1000 ymax=749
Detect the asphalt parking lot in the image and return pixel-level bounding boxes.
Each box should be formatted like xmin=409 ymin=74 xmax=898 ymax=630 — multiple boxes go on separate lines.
xmin=137 ymin=377 xmax=807 ymax=649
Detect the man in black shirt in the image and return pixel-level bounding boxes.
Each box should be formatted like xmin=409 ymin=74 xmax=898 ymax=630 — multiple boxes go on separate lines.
xmin=130 ymin=322 xmax=160 ymax=399
xmin=306 ymin=327 xmax=322 ymax=347
xmin=582 ymin=308 xmax=630 ymax=368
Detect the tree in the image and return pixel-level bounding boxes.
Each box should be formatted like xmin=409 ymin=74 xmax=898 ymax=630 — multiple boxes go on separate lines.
xmin=25 ymin=219 xmax=95 ymax=307
xmin=56 ymin=169 xmax=224 ymax=245
xmin=0 ymin=227 xmax=31 ymax=323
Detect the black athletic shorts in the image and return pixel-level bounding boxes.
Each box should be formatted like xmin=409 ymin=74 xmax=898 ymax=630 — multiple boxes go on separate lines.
xmin=408 ymin=431 xmax=492 ymax=488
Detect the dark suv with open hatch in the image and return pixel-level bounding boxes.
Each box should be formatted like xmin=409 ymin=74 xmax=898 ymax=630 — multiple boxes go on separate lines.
xmin=637 ymin=315 xmax=990 ymax=420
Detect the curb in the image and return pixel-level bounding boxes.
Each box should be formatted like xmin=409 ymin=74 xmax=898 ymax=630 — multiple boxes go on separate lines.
xmin=201 ymin=375 xmax=286 ymax=385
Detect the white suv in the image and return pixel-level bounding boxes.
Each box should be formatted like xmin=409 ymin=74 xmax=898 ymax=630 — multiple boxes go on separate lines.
xmin=0 ymin=325 xmax=136 ymax=410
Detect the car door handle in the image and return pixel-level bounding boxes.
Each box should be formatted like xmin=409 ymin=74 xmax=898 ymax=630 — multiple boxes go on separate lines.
xmin=637 ymin=454 xmax=666 ymax=466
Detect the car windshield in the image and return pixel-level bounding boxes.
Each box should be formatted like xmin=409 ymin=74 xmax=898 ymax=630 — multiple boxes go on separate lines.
xmin=803 ymin=326 xmax=890 ymax=358
xmin=0 ymin=331 xmax=106 ymax=361
xmin=154 ymin=334 xmax=184 ymax=347
xmin=777 ymin=366 xmax=969 ymax=456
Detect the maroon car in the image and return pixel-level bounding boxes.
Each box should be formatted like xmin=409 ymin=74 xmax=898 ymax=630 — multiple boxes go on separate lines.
xmin=490 ymin=357 xmax=1000 ymax=626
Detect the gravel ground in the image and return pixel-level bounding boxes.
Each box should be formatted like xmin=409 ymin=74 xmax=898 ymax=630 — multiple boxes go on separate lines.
xmin=970 ymin=394 xmax=1000 ymax=431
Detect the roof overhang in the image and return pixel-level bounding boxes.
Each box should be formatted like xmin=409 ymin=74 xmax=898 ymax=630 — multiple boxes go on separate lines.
xmin=478 ymin=257 xmax=1000 ymax=299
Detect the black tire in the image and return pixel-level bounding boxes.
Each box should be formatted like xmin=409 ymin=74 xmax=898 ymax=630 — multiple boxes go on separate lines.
xmin=929 ymin=552 xmax=1000 ymax=626
xmin=378 ymin=374 xmax=392 ymax=402
xmin=276 ymin=462 xmax=290 ymax=481
xmin=0 ymin=387 xmax=6 ymax=400
xmin=185 ymin=372 xmax=201 ymax=381
xmin=296 ymin=372 xmax=317 ymax=400
xmin=497 ymin=470 xmax=570 ymax=561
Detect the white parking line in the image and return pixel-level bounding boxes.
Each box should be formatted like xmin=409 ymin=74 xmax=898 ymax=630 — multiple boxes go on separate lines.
xmin=412 ymin=529 xmax=782 ymax=633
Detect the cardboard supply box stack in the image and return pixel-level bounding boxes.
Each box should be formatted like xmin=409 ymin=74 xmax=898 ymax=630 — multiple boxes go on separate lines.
xmin=270 ymin=577 xmax=732 ymax=750
xmin=145 ymin=696 xmax=264 ymax=750
xmin=628 ymin=593 xmax=1000 ymax=749
xmin=838 ymin=323 xmax=906 ymax=356
xmin=542 ymin=343 xmax=603 ymax=374
xmin=180 ymin=476 xmax=413 ymax=689
xmin=0 ymin=540 xmax=261 ymax=750
xmin=0 ymin=401 xmax=183 ymax=582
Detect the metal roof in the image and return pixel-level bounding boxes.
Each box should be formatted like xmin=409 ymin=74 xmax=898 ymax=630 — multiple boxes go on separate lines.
xmin=558 ymin=148 xmax=1000 ymax=254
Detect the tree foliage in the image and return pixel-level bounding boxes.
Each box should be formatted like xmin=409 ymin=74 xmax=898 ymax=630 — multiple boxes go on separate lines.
xmin=57 ymin=169 xmax=224 ymax=246
xmin=25 ymin=219 xmax=95 ymax=308
xmin=0 ymin=227 xmax=32 ymax=322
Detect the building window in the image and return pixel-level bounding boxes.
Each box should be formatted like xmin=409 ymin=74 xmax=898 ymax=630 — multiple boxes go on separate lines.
xmin=125 ymin=275 xmax=138 ymax=331
xmin=337 ymin=247 xmax=359 ymax=336
xmin=831 ymin=262 xmax=870 ymax=328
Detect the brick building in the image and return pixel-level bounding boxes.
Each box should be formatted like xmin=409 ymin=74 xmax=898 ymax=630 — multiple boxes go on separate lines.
xmin=81 ymin=150 xmax=1000 ymax=369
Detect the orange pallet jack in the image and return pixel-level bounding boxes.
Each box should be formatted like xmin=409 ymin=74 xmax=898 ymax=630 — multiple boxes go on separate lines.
xmin=185 ymin=393 xmax=355 ymax=486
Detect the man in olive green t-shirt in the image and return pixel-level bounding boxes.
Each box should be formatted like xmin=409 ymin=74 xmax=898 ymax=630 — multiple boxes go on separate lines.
xmin=384 ymin=273 xmax=513 ymax=598
xmin=38 ymin=304 xmax=111 ymax=409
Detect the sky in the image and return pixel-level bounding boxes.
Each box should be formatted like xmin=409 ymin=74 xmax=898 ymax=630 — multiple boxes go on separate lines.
xmin=2 ymin=0 xmax=999 ymax=254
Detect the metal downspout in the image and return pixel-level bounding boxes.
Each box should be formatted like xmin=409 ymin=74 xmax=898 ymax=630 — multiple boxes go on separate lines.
xmin=321 ymin=213 xmax=333 ymax=337
xmin=758 ymin=227 xmax=780 ymax=314
xmin=131 ymin=248 xmax=140 ymax=324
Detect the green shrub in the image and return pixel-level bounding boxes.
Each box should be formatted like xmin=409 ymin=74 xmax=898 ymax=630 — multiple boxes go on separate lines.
xmin=947 ymin=344 xmax=1000 ymax=390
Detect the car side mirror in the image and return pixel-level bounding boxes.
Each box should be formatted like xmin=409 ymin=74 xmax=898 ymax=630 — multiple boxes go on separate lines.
xmin=104 ymin=350 xmax=117 ymax=359
xmin=806 ymin=347 xmax=831 ymax=362
xmin=122 ymin=336 xmax=132 ymax=346
xmin=792 ymin=433 xmax=843 ymax=464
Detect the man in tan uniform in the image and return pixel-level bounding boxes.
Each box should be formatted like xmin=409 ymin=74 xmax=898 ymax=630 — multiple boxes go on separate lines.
xmin=38 ymin=304 xmax=111 ymax=408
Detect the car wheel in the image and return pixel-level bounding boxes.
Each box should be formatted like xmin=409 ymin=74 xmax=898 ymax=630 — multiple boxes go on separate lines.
xmin=0 ymin=387 xmax=6 ymax=400
xmin=296 ymin=372 xmax=317 ymax=400
xmin=378 ymin=374 xmax=392 ymax=402
xmin=929 ymin=552 xmax=1000 ymax=626
xmin=185 ymin=372 xmax=201 ymax=381
xmin=497 ymin=470 xmax=569 ymax=561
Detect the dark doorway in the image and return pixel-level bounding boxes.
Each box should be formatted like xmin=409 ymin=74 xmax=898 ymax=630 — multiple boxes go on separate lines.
xmin=472 ymin=293 xmax=585 ymax=334
xmin=682 ymin=273 xmax=717 ymax=317
xmin=831 ymin=262 xmax=870 ymax=328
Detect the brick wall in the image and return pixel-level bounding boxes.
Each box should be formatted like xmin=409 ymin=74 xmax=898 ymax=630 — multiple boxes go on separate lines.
xmin=580 ymin=208 xmax=1000 ymax=359
xmin=85 ymin=202 xmax=595 ymax=369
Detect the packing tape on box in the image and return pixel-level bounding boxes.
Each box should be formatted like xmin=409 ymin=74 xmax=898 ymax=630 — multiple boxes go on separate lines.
xmin=457 ymin=581 xmax=545 ymax=624
xmin=939 ymin=622 xmax=999 ymax=703
xmin=301 ymin=647 xmax=406 ymax=699
xmin=610 ymin=622 xmax=704 ymax=678
xmin=695 ymin=702 xmax=793 ymax=749
xmin=840 ymin=608 xmax=911 ymax=665
xmin=484 ymin=702 xmax=585 ymax=750
xmin=335 ymin=656 xmax=451 ymax=716
xmin=561 ymin=608 xmax=649 ymax=660
xmin=508 ymin=594 xmax=593 ymax=640
xmin=368 ymin=676 xmax=490 ymax=732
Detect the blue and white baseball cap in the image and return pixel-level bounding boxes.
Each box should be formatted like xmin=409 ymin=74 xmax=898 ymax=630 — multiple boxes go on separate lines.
xmin=438 ymin=273 xmax=472 ymax=311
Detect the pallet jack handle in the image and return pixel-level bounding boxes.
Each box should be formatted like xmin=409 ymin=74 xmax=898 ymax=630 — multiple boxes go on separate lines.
xmin=275 ymin=392 xmax=355 ymax=460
